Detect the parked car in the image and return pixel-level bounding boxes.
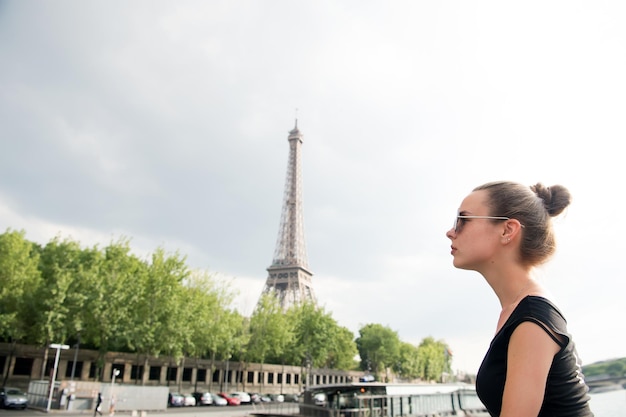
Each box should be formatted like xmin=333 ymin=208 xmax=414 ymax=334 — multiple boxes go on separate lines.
xmin=167 ymin=392 xmax=184 ymax=407
xmin=0 ymin=387 xmax=28 ymax=409
xmin=211 ymin=393 xmax=228 ymax=406
xmin=249 ymin=392 xmax=271 ymax=403
xmin=218 ymin=392 xmax=241 ymax=406
xmin=183 ymin=394 xmax=196 ymax=406
xmin=269 ymin=393 xmax=285 ymax=402
xmin=257 ymin=393 xmax=272 ymax=402
xmin=313 ymin=393 xmax=327 ymax=406
xmin=284 ymin=393 xmax=300 ymax=403
xmin=230 ymin=392 xmax=251 ymax=404
xmin=192 ymin=392 xmax=213 ymax=406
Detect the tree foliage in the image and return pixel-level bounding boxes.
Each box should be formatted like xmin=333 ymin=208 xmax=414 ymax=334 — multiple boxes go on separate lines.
xmin=0 ymin=229 xmax=40 ymax=342
xmin=395 ymin=342 xmax=420 ymax=379
xmin=583 ymin=357 xmax=626 ymax=378
xmin=325 ymin=325 xmax=358 ymax=370
xmin=356 ymin=323 xmax=401 ymax=379
xmin=286 ymin=302 xmax=335 ymax=368
xmin=0 ymin=229 xmax=454 ymax=383
xmin=247 ymin=294 xmax=292 ymax=365
xmin=415 ymin=337 xmax=452 ymax=381
xmin=357 ymin=325 xmax=452 ymax=382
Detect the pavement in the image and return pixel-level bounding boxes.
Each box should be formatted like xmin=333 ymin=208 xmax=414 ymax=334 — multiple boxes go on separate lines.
xmin=3 ymin=404 xmax=488 ymax=417
xmin=0 ymin=405 xmax=258 ymax=417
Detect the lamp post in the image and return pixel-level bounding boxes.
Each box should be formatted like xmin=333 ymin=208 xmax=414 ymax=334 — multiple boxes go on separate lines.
xmin=224 ymin=356 xmax=230 ymax=393
xmin=46 ymin=343 xmax=69 ymax=412
xmin=70 ymin=333 xmax=80 ymax=381
xmin=305 ymin=354 xmax=311 ymax=390
xmin=109 ymin=368 xmax=120 ymax=415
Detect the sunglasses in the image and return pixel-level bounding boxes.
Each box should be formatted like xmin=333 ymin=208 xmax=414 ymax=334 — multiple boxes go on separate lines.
xmin=453 ymin=215 xmax=512 ymax=234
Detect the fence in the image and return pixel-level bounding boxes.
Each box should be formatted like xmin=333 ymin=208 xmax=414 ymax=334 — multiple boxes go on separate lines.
xmin=27 ymin=380 xmax=169 ymax=412
xmin=295 ymin=390 xmax=486 ymax=417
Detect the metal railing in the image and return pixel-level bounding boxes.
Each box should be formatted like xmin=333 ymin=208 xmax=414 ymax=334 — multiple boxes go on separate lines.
xmin=251 ymin=401 xmax=301 ymax=415
xmin=294 ymin=390 xmax=486 ymax=417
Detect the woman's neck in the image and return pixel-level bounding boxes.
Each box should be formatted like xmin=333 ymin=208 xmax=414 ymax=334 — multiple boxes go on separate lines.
xmin=482 ymin=262 xmax=536 ymax=307
xmin=484 ymin=267 xmax=547 ymax=334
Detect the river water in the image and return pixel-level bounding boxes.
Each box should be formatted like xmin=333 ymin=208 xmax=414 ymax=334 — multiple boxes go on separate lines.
xmin=589 ymin=388 xmax=625 ymax=417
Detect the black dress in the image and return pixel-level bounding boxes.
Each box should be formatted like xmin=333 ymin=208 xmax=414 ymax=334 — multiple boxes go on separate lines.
xmin=476 ymin=296 xmax=593 ymax=416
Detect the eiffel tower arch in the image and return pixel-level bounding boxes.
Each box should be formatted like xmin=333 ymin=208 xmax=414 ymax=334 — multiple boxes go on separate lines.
xmin=260 ymin=121 xmax=316 ymax=310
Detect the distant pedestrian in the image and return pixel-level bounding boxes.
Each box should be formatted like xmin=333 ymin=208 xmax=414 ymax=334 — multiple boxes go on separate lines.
xmin=446 ymin=181 xmax=593 ymax=416
xmin=109 ymin=395 xmax=116 ymax=417
xmin=94 ymin=392 xmax=102 ymax=417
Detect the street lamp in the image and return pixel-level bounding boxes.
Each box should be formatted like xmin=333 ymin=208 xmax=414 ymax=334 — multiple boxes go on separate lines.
xmin=46 ymin=343 xmax=70 ymax=412
xmin=224 ymin=356 xmax=231 ymax=393
xmin=70 ymin=332 xmax=81 ymax=380
xmin=110 ymin=368 xmax=120 ymax=415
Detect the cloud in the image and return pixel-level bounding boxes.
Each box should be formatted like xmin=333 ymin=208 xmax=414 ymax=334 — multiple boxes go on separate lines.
xmin=2 ymin=0 xmax=626 ymax=374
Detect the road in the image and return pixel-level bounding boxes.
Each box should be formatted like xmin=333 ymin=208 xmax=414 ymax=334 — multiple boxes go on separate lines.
xmin=0 ymin=403 xmax=296 ymax=417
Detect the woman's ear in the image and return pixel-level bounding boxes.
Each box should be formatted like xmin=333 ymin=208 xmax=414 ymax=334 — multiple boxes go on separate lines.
xmin=502 ymin=219 xmax=523 ymax=243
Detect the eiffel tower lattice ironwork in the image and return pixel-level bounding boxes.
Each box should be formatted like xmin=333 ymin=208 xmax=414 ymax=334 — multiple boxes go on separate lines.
xmin=260 ymin=120 xmax=316 ymax=310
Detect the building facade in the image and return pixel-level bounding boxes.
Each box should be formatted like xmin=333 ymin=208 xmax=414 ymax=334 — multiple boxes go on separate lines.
xmin=0 ymin=342 xmax=360 ymax=394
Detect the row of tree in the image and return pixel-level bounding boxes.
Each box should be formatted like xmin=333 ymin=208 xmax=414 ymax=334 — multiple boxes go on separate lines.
xmin=0 ymin=229 xmax=452 ymax=382
xmin=582 ymin=358 xmax=626 ymax=378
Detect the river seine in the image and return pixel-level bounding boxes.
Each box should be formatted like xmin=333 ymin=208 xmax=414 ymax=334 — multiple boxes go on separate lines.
xmin=589 ymin=388 xmax=625 ymax=417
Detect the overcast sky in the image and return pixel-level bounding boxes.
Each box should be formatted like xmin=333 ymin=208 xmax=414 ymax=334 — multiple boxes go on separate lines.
xmin=1 ymin=0 xmax=625 ymax=374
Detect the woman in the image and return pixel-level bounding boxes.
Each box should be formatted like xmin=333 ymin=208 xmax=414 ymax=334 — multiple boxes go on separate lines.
xmin=446 ymin=181 xmax=593 ymax=417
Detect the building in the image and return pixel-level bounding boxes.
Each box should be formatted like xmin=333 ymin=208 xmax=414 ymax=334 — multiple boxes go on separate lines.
xmin=0 ymin=342 xmax=361 ymax=396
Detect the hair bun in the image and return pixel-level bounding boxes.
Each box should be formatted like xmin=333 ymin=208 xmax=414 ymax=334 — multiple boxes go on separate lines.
xmin=530 ymin=183 xmax=572 ymax=216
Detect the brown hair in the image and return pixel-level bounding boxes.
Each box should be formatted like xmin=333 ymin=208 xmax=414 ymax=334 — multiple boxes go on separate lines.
xmin=474 ymin=181 xmax=572 ymax=267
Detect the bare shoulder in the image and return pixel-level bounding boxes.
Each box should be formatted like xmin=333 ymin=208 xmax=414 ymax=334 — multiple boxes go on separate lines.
xmin=509 ymin=321 xmax=561 ymax=360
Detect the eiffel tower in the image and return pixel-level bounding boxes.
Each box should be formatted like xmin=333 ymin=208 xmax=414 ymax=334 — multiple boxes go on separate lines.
xmin=260 ymin=120 xmax=316 ymax=310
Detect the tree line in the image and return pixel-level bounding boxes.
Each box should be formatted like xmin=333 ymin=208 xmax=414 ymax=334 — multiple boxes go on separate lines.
xmin=0 ymin=229 xmax=452 ymax=383
xmin=582 ymin=358 xmax=626 ymax=378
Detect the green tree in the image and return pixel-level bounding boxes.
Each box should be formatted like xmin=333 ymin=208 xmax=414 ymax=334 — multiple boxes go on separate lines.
xmin=81 ymin=239 xmax=146 ymax=380
xmin=324 ymin=325 xmax=358 ymax=370
xmin=247 ymin=294 xmax=292 ymax=367
xmin=394 ymin=341 xmax=421 ymax=380
xmin=182 ymin=271 xmax=224 ymax=358
xmin=33 ymin=236 xmax=89 ymax=346
xmin=31 ymin=236 xmax=96 ymax=380
xmin=356 ymin=323 xmax=401 ymax=381
xmin=204 ymin=305 xmax=245 ymax=391
xmin=285 ymin=302 xmax=351 ymax=388
xmin=2 ymin=228 xmax=462 ymax=381
xmin=606 ymin=361 xmax=625 ymax=377
xmin=68 ymin=244 xmax=107 ymax=347
xmin=416 ymin=337 xmax=452 ymax=382
xmin=0 ymin=229 xmax=41 ymax=385
xmin=221 ymin=308 xmax=249 ymax=392
xmin=129 ymin=247 xmax=188 ymax=383
xmin=178 ymin=270 xmax=240 ymax=391
xmin=0 ymin=229 xmax=41 ymax=342
xmin=583 ymin=358 xmax=626 ymax=378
